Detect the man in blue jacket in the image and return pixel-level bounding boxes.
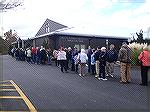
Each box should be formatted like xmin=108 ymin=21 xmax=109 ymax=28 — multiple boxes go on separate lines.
xmin=106 ymin=44 xmax=118 ymax=78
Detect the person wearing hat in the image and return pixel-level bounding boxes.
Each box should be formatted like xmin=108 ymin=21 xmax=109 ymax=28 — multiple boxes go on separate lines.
xmin=98 ymin=47 xmax=108 ymax=80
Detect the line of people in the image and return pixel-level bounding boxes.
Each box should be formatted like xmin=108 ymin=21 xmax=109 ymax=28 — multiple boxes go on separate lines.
xmin=10 ymin=42 xmax=150 ymax=86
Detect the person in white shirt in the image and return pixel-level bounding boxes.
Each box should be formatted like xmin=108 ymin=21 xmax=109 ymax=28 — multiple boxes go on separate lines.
xmin=26 ymin=48 xmax=32 ymax=63
xmin=77 ymin=49 xmax=88 ymax=76
xmin=57 ymin=47 xmax=68 ymax=73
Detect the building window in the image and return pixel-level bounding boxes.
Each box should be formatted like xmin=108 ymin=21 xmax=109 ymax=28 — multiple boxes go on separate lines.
xmin=45 ymin=23 xmax=50 ymax=33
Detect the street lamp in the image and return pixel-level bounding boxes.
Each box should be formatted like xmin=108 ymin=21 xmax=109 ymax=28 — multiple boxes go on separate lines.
xmin=106 ymin=39 xmax=109 ymax=50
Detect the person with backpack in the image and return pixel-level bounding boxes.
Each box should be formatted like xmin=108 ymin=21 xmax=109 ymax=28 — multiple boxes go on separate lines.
xmin=98 ymin=47 xmax=108 ymax=80
xmin=138 ymin=46 xmax=150 ymax=86
xmin=106 ymin=44 xmax=118 ymax=78
xmin=118 ymin=42 xmax=132 ymax=84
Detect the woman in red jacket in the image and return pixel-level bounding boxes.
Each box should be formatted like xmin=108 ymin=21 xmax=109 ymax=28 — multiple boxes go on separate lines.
xmin=138 ymin=46 xmax=150 ymax=86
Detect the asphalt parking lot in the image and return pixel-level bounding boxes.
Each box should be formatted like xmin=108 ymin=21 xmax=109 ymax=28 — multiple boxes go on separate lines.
xmin=0 ymin=55 xmax=150 ymax=112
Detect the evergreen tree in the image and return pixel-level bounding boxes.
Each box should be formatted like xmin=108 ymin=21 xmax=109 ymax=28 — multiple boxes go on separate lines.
xmin=136 ymin=29 xmax=144 ymax=43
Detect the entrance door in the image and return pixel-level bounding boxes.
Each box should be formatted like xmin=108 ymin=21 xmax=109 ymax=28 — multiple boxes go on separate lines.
xmin=75 ymin=44 xmax=86 ymax=51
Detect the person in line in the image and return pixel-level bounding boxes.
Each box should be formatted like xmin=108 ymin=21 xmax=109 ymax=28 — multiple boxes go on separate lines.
xmin=74 ymin=51 xmax=80 ymax=73
xmin=26 ymin=48 xmax=32 ymax=63
xmin=87 ymin=46 xmax=93 ymax=74
xmin=40 ymin=46 xmax=47 ymax=65
xmin=67 ymin=47 xmax=72 ymax=70
xmin=138 ymin=46 xmax=150 ymax=86
xmin=77 ymin=49 xmax=88 ymax=76
xmin=98 ymin=47 xmax=107 ymax=80
xmin=106 ymin=44 xmax=118 ymax=78
xmin=57 ymin=47 xmax=68 ymax=73
xmin=31 ymin=47 xmax=37 ymax=64
xmin=15 ymin=48 xmax=20 ymax=61
xmin=91 ymin=49 xmax=96 ymax=75
xmin=71 ymin=47 xmax=78 ymax=71
xmin=47 ymin=48 xmax=53 ymax=65
xmin=53 ymin=49 xmax=59 ymax=66
xmin=94 ymin=46 xmax=101 ymax=78
xmin=118 ymin=42 xmax=132 ymax=84
xmin=36 ymin=47 xmax=41 ymax=64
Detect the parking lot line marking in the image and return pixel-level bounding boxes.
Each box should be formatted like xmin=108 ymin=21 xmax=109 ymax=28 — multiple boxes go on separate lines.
xmin=0 ymin=80 xmax=11 ymax=82
xmin=0 ymin=89 xmax=16 ymax=91
xmin=10 ymin=80 xmax=37 ymax=112
xmin=0 ymin=84 xmax=14 ymax=86
xmin=0 ymin=110 xmax=29 ymax=112
xmin=0 ymin=96 xmax=22 ymax=99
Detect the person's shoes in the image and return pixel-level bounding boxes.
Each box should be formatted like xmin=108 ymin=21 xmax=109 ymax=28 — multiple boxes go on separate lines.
xmin=106 ymin=74 xmax=109 ymax=77
xmin=65 ymin=71 xmax=69 ymax=73
xmin=95 ymin=75 xmax=99 ymax=78
xmin=98 ymin=78 xmax=103 ymax=80
xmin=127 ymin=81 xmax=131 ymax=83
xmin=79 ymin=74 xmax=82 ymax=76
xmin=109 ymin=75 xmax=113 ymax=78
xmin=102 ymin=78 xmax=107 ymax=81
xmin=140 ymin=84 xmax=148 ymax=86
xmin=120 ymin=81 xmax=127 ymax=84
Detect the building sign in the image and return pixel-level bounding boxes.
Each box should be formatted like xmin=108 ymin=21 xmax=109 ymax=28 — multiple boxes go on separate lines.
xmin=65 ymin=37 xmax=84 ymax=43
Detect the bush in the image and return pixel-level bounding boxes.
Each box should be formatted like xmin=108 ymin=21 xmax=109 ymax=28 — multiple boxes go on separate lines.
xmin=128 ymin=42 xmax=149 ymax=66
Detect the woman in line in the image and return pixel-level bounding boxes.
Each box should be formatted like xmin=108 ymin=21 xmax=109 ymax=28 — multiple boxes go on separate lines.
xmin=138 ymin=46 xmax=150 ymax=86
xmin=57 ymin=47 xmax=68 ymax=73
xmin=77 ymin=49 xmax=88 ymax=76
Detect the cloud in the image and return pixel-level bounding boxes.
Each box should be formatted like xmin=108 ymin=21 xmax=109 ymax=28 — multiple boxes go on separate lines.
xmin=1 ymin=0 xmax=150 ymax=39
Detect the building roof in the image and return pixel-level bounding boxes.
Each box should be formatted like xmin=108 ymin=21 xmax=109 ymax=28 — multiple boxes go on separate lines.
xmin=33 ymin=18 xmax=129 ymax=40
xmin=35 ymin=18 xmax=68 ymax=37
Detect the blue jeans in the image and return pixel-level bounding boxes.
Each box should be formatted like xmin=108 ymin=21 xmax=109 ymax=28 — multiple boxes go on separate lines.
xmin=48 ymin=56 xmax=52 ymax=65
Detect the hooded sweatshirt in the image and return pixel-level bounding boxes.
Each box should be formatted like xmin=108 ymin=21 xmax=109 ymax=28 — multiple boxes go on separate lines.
xmin=77 ymin=49 xmax=88 ymax=63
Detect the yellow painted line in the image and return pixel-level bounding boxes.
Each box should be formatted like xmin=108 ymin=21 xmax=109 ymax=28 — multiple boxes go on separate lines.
xmin=0 ymin=96 xmax=22 ymax=99
xmin=10 ymin=80 xmax=37 ymax=112
xmin=0 ymin=80 xmax=11 ymax=82
xmin=0 ymin=84 xmax=14 ymax=86
xmin=0 ymin=89 xmax=16 ymax=91
xmin=0 ymin=110 xmax=29 ymax=112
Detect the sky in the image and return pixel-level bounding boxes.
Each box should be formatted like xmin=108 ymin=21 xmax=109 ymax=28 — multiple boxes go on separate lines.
xmin=1 ymin=0 xmax=150 ymax=39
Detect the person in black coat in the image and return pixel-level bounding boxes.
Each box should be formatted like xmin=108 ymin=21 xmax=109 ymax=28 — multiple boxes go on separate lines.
xmin=94 ymin=46 xmax=101 ymax=78
xmin=40 ymin=47 xmax=47 ymax=65
xmin=87 ymin=46 xmax=93 ymax=74
xmin=98 ymin=47 xmax=107 ymax=80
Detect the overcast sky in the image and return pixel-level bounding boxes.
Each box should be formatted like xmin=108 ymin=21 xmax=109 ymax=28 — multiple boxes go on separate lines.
xmin=1 ymin=0 xmax=150 ymax=39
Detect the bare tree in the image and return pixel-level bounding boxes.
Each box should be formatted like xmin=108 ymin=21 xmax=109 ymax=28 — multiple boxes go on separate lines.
xmin=0 ymin=0 xmax=24 ymax=11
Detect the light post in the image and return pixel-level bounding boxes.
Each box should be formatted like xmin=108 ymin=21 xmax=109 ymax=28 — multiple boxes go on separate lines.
xmin=106 ymin=39 xmax=109 ymax=50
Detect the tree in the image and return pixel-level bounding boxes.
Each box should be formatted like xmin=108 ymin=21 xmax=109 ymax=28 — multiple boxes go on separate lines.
xmin=42 ymin=39 xmax=49 ymax=49
xmin=0 ymin=0 xmax=24 ymax=12
xmin=136 ymin=29 xmax=144 ymax=43
xmin=4 ymin=29 xmax=17 ymax=44
xmin=0 ymin=36 xmax=8 ymax=54
xmin=3 ymin=29 xmax=18 ymax=54
xmin=0 ymin=36 xmax=4 ymax=53
xmin=145 ymin=38 xmax=150 ymax=45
